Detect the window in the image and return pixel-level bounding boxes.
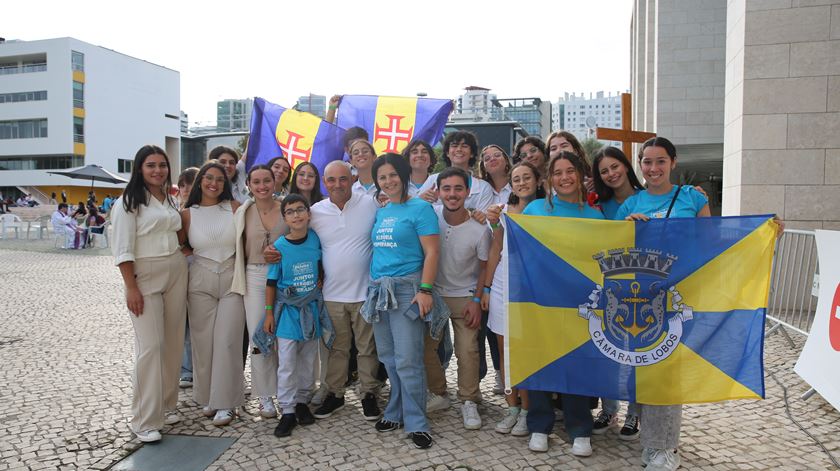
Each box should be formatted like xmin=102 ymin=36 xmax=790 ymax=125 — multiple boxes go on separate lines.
xmin=0 ymin=91 xmax=47 ymax=103
xmin=0 ymin=119 xmax=48 ymax=139
xmin=73 ymin=81 xmax=84 ymax=108
xmin=71 ymin=51 xmax=84 ymax=71
xmin=74 ymin=117 xmax=84 ymax=143
xmin=0 ymin=155 xmax=82 ymax=170
xmin=118 ymin=159 xmax=133 ymax=173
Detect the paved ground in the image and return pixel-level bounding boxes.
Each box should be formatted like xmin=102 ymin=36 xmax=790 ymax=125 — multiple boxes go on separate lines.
xmin=1 ymin=238 xmax=839 ymax=470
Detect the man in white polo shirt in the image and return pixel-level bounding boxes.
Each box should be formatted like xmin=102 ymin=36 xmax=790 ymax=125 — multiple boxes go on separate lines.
xmin=309 ymin=160 xmax=382 ymax=421
xmin=422 ymin=167 xmax=491 ymax=430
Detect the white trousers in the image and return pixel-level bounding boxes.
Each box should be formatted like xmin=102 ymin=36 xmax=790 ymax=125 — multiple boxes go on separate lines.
xmin=276 ymin=338 xmax=317 ymax=414
xmin=243 ymin=264 xmax=279 ymax=398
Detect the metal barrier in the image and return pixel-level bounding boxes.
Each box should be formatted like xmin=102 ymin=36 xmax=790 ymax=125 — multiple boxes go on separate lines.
xmin=765 ymin=229 xmax=819 ymax=401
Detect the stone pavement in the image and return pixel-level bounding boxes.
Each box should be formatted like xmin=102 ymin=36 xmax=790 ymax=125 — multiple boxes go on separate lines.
xmin=0 ymin=242 xmax=838 ymax=470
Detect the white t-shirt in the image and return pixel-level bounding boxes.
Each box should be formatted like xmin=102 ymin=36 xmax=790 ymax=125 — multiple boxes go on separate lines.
xmin=417 ymin=172 xmax=495 ymax=211
xmin=231 ymin=160 xmax=250 ymax=204
xmin=310 ymin=191 xmax=378 ymax=303
xmin=351 ymin=179 xmax=378 ymax=198
xmin=434 ymin=207 xmax=492 ymax=297
xmin=491 ymin=183 xmax=512 ymax=206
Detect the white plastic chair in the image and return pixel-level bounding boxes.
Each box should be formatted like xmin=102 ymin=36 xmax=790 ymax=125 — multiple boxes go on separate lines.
xmin=26 ymin=215 xmax=50 ymax=239
xmin=0 ymin=214 xmax=23 ymax=239
xmin=88 ymin=220 xmax=110 ymax=248
xmin=52 ymin=220 xmax=75 ymax=249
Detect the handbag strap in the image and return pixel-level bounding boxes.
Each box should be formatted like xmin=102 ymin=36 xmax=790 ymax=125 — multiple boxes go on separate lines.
xmin=665 ymin=185 xmax=682 ymax=219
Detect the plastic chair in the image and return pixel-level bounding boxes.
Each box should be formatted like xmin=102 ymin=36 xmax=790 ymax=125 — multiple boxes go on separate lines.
xmin=26 ymin=215 xmax=50 ymax=239
xmin=88 ymin=220 xmax=110 ymax=248
xmin=52 ymin=221 xmax=75 ymax=249
xmin=0 ymin=214 xmax=23 ymax=239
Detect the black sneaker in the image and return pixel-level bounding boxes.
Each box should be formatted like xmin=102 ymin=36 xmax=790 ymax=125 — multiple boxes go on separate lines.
xmin=409 ymin=431 xmax=433 ymax=449
xmin=295 ymin=403 xmax=315 ymax=425
xmin=313 ymin=393 xmax=345 ymax=419
xmin=273 ymin=414 xmax=296 ymax=437
xmin=619 ymin=415 xmax=640 ymax=441
xmin=361 ymin=393 xmax=381 ymax=421
xmin=374 ymin=418 xmax=402 ymax=432
xmin=592 ymin=409 xmax=617 ymax=435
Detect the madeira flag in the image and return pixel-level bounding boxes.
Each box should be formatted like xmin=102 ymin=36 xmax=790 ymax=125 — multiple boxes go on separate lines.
xmin=246 ymin=97 xmax=346 ymax=174
xmin=505 ymin=214 xmax=777 ymax=405
xmin=336 ymin=95 xmax=453 ymax=155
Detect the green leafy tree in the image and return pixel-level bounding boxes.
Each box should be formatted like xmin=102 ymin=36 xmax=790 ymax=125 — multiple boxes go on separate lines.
xmin=581 ymin=137 xmax=605 ymax=158
xmin=236 ymin=135 xmax=248 ymax=155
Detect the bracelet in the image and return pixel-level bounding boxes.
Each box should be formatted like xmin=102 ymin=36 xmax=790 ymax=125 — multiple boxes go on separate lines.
xmin=419 ymin=282 xmax=433 ymax=290
xmin=265 ymin=305 xmax=273 ymax=310
xmin=328 ymin=105 xmax=337 ymax=110
xmin=483 ymin=287 xmax=491 ymax=294
xmin=490 ymin=222 xmax=500 ymax=229
xmin=472 ymin=296 xmax=481 ymax=303
xmin=418 ymin=287 xmax=432 ymax=295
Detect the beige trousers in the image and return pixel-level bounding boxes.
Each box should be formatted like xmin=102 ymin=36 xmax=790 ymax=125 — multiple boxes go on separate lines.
xmin=243 ymin=264 xmax=278 ymax=398
xmin=423 ymin=296 xmax=482 ymax=403
xmin=324 ymin=301 xmax=382 ymax=396
xmin=188 ymin=257 xmax=245 ymax=409
xmin=129 ymin=252 xmax=188 ymax=433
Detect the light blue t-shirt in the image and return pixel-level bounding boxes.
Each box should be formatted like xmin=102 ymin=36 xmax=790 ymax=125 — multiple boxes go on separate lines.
xmin=599 ymin=189 xmax=641 ymax=220
xmin=266 ymin=229 xmax=322 ymax=341
xmin=614 ymin=185 xmax=708 ymax=220
xmin=370 ymin=198 xmax=439 ymax=279
xmin=523 ymin=196 xmax=606 ymax=220
xmin=102 ymin=197 xmax=113 ymax=212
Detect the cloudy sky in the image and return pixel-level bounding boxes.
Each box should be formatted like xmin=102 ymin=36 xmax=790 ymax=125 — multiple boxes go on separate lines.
xmin=5 ymin=0 xmax=633 ymax=124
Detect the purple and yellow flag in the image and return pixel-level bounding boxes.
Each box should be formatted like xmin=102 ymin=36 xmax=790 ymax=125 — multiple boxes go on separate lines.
xmin=336 ymin=95 xmax=453 ymax=155
xmin=246 ymin=97 xmax=346 ymax=174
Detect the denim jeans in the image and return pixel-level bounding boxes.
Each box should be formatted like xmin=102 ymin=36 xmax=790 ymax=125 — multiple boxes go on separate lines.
xmin=602 ymin=398 xmax=639 ymax=418
xmin=180 ymin=318 xmax=193 ymax=380
xmin=528 ymin=390 xmax=594 ymax=440
xmin=371 ymin=283 xmax=429 ymax=433
xmin=435 ymin=321 xmax=453 ymax=370
xmin=640 ymin=404 xmax=681 ymax=449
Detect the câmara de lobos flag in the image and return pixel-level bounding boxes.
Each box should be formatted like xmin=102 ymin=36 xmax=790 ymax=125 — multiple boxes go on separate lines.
xmin=245 ymin=97 xmax=346 ymax=175
xmin=504 ymin=214 xmax=778 ymax=405
xmin=336 ymin=95 xmax=453 ymax=155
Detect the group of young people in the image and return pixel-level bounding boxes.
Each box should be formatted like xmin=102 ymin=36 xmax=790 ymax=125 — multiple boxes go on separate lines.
xmin=112 ymin=127 xmax=716 ymax=471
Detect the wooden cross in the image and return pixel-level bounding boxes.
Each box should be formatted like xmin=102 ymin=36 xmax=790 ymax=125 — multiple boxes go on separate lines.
xmin=595 ymin=93 xmax=656 ymax=159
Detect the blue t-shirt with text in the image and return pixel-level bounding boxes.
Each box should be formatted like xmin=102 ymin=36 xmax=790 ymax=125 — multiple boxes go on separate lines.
xmin=614 ymin=185 xmax=708 ymax=220
xmin=523 ymin=196 xmax=606 ymax=220
xmin=266 ymin=229 xmax=322 ymax=341
xmin=370 ymin=198 xmax=439 ymax=279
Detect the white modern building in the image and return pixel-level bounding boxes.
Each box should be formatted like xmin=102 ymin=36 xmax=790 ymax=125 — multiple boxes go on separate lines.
xmin=452 ymin=87 xmax=552 ymax=139
xmin=554 ymin=91 xmax=625 ymax=147
xmin=452 ymin=86 xmax=497 ymax=122
xmin=216 ymin=98 xmax=253 ymax=132
xmin=0 ymin=37 xmax=180 ymax=203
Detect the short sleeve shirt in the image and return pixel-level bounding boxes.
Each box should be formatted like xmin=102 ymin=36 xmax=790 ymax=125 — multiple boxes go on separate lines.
xmin=614 ymin=185 xmax=708 ymax=220
xmin=523 ymin=196 xmax=606 ymax=220
xmin=266 ymin=230 xmax=322 ymax=341
xmin=370 ymin=198 xmax=439 ymax=279
xmin=435 ymin=208 xmax=492 ymax=297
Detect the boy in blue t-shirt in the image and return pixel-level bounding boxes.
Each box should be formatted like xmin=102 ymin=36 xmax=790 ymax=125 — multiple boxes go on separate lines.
xmin=264 ymin=194 xmax=324 ymax=438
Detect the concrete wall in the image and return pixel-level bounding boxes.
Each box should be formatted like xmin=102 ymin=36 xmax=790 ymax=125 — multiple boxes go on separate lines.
xmin=722 ymin=0 xmax=840 ymax=229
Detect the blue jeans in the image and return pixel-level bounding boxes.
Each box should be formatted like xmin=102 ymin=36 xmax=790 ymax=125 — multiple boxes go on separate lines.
xmin=435 ymin=321 xmax=453 ymax=369
xmin=180 ymin=318 xmax=193 ymax=380
xmin=602 ymin=398 xmax=639 ymax=418
xmin=528 ymin=391 xmax=594 ymax=441
xmin=371 ymin=286 xmax=428 ymax=433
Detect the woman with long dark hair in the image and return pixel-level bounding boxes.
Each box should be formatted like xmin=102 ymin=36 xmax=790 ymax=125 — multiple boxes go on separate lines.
xmin=111 ymin=145 xmax=188 ymax=443
xmin=268 ymin=157 xmax=292 ymax=198
xmin=289 ymin=161 xmax=323 ymax=205
xmin=181 ymin=161 xmax=245 ymax=427
xmin=592 ymin=146 xmax=645 ymax=220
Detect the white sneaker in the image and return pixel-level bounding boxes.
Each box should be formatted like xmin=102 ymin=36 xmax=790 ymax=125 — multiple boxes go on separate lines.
xmin=258 ymin=397 xmax=277 ymax=418
xmin=426 ymin=393 xmax=450 ymax=413
xmin=163 ymin=411 xmax=180 ymax=425
xmin=201 ymin=405 xmax=216 ymax=418
xmin=179 ymin=377 xmax=192 ymax=388
xmin=493 ymin=370 xmax=504 ymax=395
xmin=528 ymin=432 xmax=549 ymax=452
xmin=461 ymin=401 xmax=482 ymax=430
xmin=645 ymin=448 xmax=680 ymax=471
xmin=571 ymin=437 xmax=593 ymax=457
xmin=212 ymin=409 xmax=235 ymax=426
xmin=135 ymin=429 xmax=162 ymax=443
xmin=511 ymin=409 xmax=529 ymax=436
xmin=310 ymin=385 xmax=328 ymax=406
xmin=495 ymin=408 xmax=519 ymax=434
xmin=642 ymin=447 xmax=654 ymax=466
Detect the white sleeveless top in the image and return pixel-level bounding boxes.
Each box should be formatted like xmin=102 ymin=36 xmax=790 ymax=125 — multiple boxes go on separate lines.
xmin=188 ymin=201 xmax=236 ymax=263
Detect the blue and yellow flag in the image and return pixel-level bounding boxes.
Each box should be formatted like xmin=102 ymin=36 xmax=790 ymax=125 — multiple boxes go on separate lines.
xmin=336 ymin=95 xmax=453 ymax=155
xmin=505 ymin=214 xmax=777 ymax=405
xmin=246 ymin=97 xmax=346 ymax=174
